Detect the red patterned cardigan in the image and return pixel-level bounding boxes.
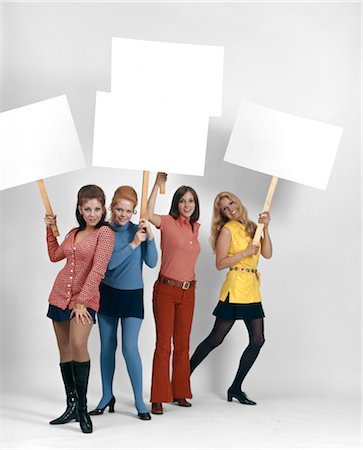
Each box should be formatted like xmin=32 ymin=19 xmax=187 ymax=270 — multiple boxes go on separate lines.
xmin=46 ymin=226 xmax=114 ymax=312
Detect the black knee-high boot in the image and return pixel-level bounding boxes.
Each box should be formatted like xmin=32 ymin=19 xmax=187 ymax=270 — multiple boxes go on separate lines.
xmin=50 ymin=361 xmax=78 ymax=425
xmin=73 ymin=360 xmax=93 ymax=433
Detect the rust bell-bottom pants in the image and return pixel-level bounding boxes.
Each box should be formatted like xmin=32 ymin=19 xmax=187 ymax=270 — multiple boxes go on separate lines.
xmin=150 ymin=280 xmax=195 ymax=403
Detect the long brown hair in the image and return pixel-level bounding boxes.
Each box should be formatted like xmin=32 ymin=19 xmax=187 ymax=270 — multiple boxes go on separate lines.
xmin=210 ymin=192 xmax=256 ymax=253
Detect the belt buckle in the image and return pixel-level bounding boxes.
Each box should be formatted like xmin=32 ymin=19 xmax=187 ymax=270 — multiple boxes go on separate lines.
xmin=182 ymin=281 xmax=190 ymax=290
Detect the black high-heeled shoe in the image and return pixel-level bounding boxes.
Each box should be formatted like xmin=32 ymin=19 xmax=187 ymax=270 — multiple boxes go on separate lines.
xmin=89 ymin=396 xmax=116 ymax=415
xmin=137 ymin=412 xmax=152 ymax=421
xmin=227 ymin=388 xmax=256 ymax=405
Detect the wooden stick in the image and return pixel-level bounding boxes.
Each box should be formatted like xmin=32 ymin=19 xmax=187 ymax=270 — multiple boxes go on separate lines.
xmin=159 ymin=180 xmax=166 ymax=195
xmin=140 ymin=171 xmax=150 ymax=219
xmin=252 ymin=176 xmax=279 ymax=246
xmin=37 ymin=179 xmax=60 ymax=237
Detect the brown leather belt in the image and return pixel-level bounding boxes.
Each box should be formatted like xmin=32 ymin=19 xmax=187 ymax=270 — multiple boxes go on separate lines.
xmin=158 ymin=275 xmax=196 ymax=290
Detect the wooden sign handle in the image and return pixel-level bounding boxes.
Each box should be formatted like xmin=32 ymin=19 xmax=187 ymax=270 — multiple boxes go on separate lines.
xmin=37 ymin=179 xmax=60 ymax=237
xmin=140 ymin=171 xmax=150 ymax=219
xmin=159 ymin=180 xmax=166 ymax=195
xmin=252 ymin=176 xmax=279 ymax=246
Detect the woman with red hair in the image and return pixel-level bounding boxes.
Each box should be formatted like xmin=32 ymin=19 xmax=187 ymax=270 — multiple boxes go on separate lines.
xmin=89 ymin=186 xmax=157 ymax=421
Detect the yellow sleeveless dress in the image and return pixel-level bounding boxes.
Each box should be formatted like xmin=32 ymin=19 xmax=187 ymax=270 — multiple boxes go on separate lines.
xmin=218 ymin=220 xmax=262 ymax=304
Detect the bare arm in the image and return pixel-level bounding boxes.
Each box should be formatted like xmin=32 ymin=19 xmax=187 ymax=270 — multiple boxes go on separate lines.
xmin=215 ymin=227 xmax=259 ymax=270
xmin=259 ymin=212 xmax=273 ymax=259
xmin=147 ymin=172 xmax=167 ymax=228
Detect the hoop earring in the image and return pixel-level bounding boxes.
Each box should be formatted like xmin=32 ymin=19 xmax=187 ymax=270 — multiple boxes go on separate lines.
xmin=133 ymin=209 xmax=137 ymax=215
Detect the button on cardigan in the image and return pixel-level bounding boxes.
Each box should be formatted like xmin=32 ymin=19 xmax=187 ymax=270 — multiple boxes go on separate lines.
xmin=46 ymin=226 xmax=114 ymax=312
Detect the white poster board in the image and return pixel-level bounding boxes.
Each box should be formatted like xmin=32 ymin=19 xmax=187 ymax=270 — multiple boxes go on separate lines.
xmin=0 ymin=95 xmax=86 ymax=190
xmin=93 ymin=91 xmax=210 ymax=176
xmin=111 ymin=37 xmax=224 ymax=117
xmin=224 ymin=101 xmax=343 ymax=190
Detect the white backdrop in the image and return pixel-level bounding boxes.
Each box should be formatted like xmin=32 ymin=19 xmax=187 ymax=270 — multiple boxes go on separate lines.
xmin=0 ymin=2 xmax=361 ymax=449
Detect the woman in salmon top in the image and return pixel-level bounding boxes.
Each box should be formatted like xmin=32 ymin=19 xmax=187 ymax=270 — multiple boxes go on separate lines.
xmin=190 ymin=191 xmax=272 ymax=405
xmin=45 ymin=185 xmax=114 ymax=433
xmin=147 ymin=173 xmax=201 ymax=415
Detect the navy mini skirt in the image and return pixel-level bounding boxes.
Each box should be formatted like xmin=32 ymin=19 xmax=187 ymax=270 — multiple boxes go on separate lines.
xmin=98 ymin=283 xmax=144 ymax=319
xmin=47 ymin=304 xmax=96 ymax=324
xmin=213 ymin=294 xmax=265 ymax=321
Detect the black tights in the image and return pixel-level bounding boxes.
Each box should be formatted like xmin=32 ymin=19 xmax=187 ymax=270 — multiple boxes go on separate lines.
xmin=190 ymin=317 xmax=265 ymax=390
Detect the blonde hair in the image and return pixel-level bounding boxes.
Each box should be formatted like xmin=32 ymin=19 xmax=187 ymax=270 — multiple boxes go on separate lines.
xmin=110 ymin=185 xmax=138 ymax=211
xmin=210 ymin=192 xmax=257 ymax=253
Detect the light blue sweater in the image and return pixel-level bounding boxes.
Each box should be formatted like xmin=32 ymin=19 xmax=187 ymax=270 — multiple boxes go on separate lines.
xmin=102 ymin=222 xmax=157 ymax=290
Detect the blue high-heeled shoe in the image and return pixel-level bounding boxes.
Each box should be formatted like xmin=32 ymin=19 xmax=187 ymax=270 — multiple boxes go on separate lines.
xmin=89 ymin=396 xmax=116 ymax=415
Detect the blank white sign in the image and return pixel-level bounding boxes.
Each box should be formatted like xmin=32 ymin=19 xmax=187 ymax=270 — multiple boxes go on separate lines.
xmin=0 ymin=96 xmax=86 ymax=190
xmin=224 ymin=101 xmax=343 ymax=190
xmin=93 ymin=91 xmax=210 ymax=176
xmin=111 ymin=37 xmax=224 ymax=117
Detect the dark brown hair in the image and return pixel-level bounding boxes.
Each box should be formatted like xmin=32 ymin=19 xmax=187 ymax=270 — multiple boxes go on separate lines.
xmin=75 ymin=185 xmax=109 ymax=230
xmin=169 ymin=186 xmax=200 ymax=226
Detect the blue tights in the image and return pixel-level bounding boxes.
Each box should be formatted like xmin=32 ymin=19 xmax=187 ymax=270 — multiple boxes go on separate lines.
xmin=96 ymin=314 xmax=147 ymax=414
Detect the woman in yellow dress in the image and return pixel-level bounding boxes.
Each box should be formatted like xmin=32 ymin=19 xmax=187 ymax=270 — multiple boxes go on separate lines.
xmin=190 ymin=191 xmax=272 ymax=405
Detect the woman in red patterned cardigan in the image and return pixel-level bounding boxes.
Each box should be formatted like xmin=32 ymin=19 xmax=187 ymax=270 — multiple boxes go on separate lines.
xmin=44 ymin=185 xmax=114 ymax=434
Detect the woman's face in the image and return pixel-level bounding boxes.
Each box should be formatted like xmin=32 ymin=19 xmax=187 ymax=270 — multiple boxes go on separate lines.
xmin=178 ymin=191 xmax=196 ymax=220
xmin=112 ymin=199 xmax=134 ymax=226
xmin=78 ymin=199 xmax=104 ymax=228
xmin=219 ymin=197 xmax=241 ymax=221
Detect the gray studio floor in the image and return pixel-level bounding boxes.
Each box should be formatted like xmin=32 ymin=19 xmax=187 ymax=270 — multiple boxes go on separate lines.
xmin=1 ymin=391 xmax=361 ymax=449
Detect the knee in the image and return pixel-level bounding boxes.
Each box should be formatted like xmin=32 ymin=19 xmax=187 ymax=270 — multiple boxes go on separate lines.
xmin=122 ymin=342 xmax=138 ymax=359
xmin=100 ymin=331 xmax=117 ymax=353
xmin=173 ymin=341 xmax=189 ymax=356
xmin=100 ymin=344 xmax=117 ymax=361
xmin=208 ymin=334 xmax=225 ymax=349
xmin=70 ymin=339 xmax=87 ymax=359
xmin=108 ymin=340 xmax=118 ymax=354
xmin=251 ymin=335 xmax=265 ymax=350
xmin=57 ymin=341 xmax=71 ymax=357
xmin=155 ymin=338 xmax=171 ymax=357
